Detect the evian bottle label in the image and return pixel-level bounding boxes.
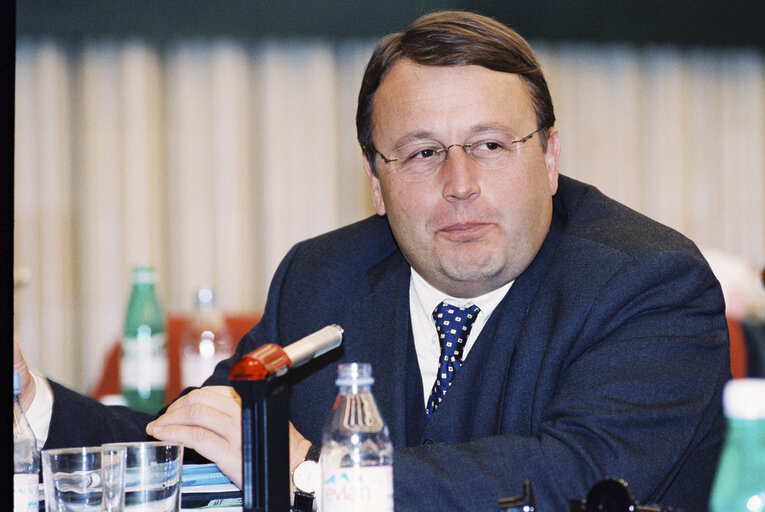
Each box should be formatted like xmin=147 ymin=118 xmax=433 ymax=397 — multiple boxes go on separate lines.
xmin=14 ymin=473 xmax=39 ymax=512
xmin=322 ymin=465 xmax=393 ymax=512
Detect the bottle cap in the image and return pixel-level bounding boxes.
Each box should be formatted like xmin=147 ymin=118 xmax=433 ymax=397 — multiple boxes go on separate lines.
xmin=336 ymin=362 xmax=374 ymax=387
xmin=722 ymin=378 xmax=765 ymax=419
xmin=13 ymin=371 xmax=21 ymax=396
xmin=132 ymin=265 xmax=156 ymax=284
xmin=196 ymin=286 xmax=215 ymax=309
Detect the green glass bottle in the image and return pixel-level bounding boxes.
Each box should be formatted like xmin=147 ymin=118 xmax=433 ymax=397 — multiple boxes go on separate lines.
xmin=709 ymin=378 xmax=765 ymax=512
xmin=120 ymin=265 xmax=167 ymax=413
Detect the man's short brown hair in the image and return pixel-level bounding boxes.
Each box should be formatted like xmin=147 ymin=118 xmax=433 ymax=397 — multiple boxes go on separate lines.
xmin=356 ymin=11 xmax=556 ymax=172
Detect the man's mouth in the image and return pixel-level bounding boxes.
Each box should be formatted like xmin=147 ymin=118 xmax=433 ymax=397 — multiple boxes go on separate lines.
xmin=438 ymin=222 xmax=492 ymax=242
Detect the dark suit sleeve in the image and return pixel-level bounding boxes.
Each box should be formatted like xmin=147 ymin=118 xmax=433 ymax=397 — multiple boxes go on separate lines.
xmin=391 ymin=249 xmax=729 ymax=512
xmin=44 ymin=380 xmax=156 ymax=448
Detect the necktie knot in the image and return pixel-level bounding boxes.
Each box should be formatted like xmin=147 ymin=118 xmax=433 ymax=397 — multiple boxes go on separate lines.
xmin=426 ymin=301 xmax=481 ymax=418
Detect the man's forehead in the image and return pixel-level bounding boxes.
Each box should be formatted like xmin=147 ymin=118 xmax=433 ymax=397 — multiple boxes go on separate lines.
xmin=375 ymin=61 xmax=530 ymax=107
xmin=372 ymin=61 xmax=534 ymax=136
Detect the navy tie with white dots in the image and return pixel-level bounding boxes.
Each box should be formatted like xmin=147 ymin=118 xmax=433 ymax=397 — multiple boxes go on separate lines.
xmin=426 ymin=301 xmax=481 ymax=418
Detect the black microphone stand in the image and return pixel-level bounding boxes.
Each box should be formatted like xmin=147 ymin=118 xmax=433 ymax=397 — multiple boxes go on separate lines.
xmin=228 ymin=326 xmax=344 ymax=512
xmin=230 ymin=373 xmax=291 ymax=512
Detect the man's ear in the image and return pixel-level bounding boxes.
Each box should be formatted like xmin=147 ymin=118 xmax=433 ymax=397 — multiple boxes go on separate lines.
xmin=364 ymin=154 xmax=387 ymax=216
xmin=544 ymin=127 xmax=561 ymax=195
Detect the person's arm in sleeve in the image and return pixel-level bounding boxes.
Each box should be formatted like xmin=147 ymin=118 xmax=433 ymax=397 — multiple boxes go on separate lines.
xmin=13 ymin=336 xmax=156 ymax=449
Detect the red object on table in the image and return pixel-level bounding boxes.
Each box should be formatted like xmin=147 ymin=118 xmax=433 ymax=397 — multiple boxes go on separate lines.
xmin=728 ymin=317 xmax=748 ymax=379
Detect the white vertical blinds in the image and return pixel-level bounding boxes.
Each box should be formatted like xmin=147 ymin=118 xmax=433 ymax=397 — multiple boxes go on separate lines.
xmin=14 ymin=38 xmax=765 ymax=393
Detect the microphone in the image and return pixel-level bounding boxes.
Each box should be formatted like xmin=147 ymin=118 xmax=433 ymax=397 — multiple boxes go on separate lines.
xmin=229 ymin=324 xmax=344 ymax=381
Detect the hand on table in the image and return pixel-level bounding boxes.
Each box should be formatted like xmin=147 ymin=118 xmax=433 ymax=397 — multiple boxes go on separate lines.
xmin=146 ymin=385 xmax=312 ymax=490
xmin=13 ymin=337 xmax=36 ymax=411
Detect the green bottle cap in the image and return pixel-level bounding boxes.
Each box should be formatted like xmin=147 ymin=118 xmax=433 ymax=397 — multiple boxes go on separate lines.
xmin=132 ymin=265 xmax=156 ymax=284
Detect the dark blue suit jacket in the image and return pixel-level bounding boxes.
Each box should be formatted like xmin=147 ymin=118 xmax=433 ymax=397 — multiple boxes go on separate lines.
xmin=46 ymin=175 xmax=730 ymax=511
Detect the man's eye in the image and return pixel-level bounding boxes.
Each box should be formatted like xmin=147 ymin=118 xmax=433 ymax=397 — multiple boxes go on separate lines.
xmin=475 ymin=141 xmax=505 ymax=151
xmin=408 ymin=148 xmax=439 ymax=160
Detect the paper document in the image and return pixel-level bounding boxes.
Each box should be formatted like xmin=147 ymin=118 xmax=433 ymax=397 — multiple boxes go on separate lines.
xmin=181 ymin=463 xmax=242 ymax=511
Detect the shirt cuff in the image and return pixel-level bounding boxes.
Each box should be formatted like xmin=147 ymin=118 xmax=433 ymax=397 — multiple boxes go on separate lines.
xmin=26 ymin=368 xmax=53 ymax=449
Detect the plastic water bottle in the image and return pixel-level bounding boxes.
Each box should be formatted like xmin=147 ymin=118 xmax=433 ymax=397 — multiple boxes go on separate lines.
xmin=709 ymin=378 xmax=765 ymax=512
xmin=321 ymin=362 xmax=394 ymax=511
xmin=180 ymin=286 xmax=234 ymax=388
xmin=13 ymin=372 xmax=40 ymax=512
xmin=121 ymin=265 xmax=167 ymax=413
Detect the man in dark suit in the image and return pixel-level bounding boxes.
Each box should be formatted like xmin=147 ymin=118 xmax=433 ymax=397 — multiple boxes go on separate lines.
xmin=16 ymin=10 xmax=729 ymax=512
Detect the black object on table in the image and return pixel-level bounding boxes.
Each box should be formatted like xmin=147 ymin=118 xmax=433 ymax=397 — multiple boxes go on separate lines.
xmin=498 ymin=479 xmax=536 ymax=511
xmin=568 ymin=478 xmax=686 ymax=512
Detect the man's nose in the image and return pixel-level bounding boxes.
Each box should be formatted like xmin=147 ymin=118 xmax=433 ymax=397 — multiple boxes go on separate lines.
xmin=441 ymin=145 xmax=481 ymax=202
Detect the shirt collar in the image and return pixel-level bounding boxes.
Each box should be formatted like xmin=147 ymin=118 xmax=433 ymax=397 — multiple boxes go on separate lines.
xmin=410 ymin=267 xmax=513 ymax=321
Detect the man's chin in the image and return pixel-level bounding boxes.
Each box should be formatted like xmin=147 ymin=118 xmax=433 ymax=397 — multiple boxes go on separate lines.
xmin=438 ymin=257 xmax=504 ymax=291
xmin=442 ymin=243 xmax=499 ymax=270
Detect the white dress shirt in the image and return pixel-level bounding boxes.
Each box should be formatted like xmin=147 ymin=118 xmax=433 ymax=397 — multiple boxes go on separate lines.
xmin=409 ymin=268 xmax=513 ymax=408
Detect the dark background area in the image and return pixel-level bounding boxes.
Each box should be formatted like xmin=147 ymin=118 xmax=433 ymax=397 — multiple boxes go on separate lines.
xmin=16 ymin=0 xmax=765 ymax=50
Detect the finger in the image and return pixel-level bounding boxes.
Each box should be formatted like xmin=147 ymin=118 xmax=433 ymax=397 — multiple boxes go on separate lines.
xmin=146 ymin=396 xmax=241 ymax=468
xmin=149 ymin=420 xmax=227 ymax=447
xmin=147 ymin=386 xmax=240 ymax=429
xmin=289 ymin=422 xmax=312 ymax=473
xmin=204 ymin=385 xmax=241 ymax=399
xmin=162 ymin=386 xmax=241 ymax=416
xmin=149 ymin=420 xmax=234 ymax=454
xmin=150 ymin=396 xmax=240 ymax=437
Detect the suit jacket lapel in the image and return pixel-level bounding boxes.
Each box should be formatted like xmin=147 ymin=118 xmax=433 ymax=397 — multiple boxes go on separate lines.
xmin=340 ymin=249 xmax=413 ymax=447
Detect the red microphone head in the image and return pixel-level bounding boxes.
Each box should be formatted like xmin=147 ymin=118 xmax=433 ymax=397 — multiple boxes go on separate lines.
xmin=229 ymin=344 xmax=292 ymax=381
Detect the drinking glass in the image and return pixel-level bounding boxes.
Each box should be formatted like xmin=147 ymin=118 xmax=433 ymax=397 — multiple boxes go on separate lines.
xmin=42 ymin=445 xmax=126 ymax=512
xmin=103 ymin=442 xmax=183 ymax=512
